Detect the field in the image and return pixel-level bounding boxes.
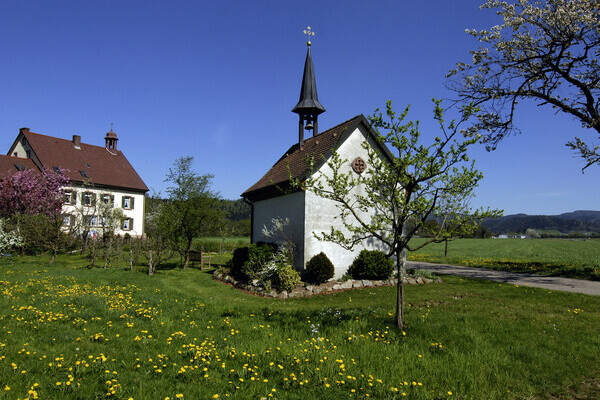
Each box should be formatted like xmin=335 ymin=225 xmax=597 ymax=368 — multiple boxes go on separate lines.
xmin=408 ymin=238 xmax=600 ymax=280
xmin=1 ymin=255 xmax=599 ymax=399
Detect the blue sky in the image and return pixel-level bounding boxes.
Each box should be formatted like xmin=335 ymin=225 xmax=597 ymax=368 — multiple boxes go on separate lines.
xmin=1 ymin=0 xmax=598 ymax=215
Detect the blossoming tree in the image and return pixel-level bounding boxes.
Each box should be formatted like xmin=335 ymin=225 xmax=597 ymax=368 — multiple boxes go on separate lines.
xmin=447 ymin=0 xmax=600 ymax=170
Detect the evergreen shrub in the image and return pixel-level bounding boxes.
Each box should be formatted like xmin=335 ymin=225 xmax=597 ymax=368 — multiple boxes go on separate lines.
xmin=347 ymin=250 xmax=394 ymax=280
xmin=272 ymin=264 xmax=301 ymax=292
xmin=229 ymin=242 xmax=276 ymax=282
xmin=304 ymin=252 xmax=335 ymax=284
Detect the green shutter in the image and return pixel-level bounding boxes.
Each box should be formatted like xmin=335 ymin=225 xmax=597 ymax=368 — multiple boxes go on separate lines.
xmin=70 ymin=214 xmax=75 ymax=226
xmin=91 ymin=193 xmax=96 ymax=206
xmin=121 ymin=197 xmax=125 ymax=208
xmin=130 ymin=197 xmax=135 ymax=209
xmin=72 ymin=191 xmax=77 ymax=205
xmin=110 ymin=195 xmax=115 ymax=207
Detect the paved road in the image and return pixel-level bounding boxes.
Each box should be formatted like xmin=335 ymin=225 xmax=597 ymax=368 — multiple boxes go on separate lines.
xmin=406 ymin=261 xmax=600 ymax=296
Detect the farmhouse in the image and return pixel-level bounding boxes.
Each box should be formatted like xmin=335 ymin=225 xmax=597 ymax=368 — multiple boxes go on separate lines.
xmin=4 ymin=127 xmax=148 ymax=237
xmin=242 ymin=41 xmax=392 ymax=278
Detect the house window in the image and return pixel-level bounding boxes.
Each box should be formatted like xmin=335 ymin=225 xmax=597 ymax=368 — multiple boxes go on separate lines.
xmin=62 ymin=215 xmax=71 ymax=226
xmin=101 ymin=194 xmax=113 ymax=206
xmin=83 ymin=192 xmax=95 ymax=207
xmin=122 ymin=218 xmax=133 ymax=231
xmin=64 ymin=190 xmax=72 ymax=204
xmin=122 ymin=196 xmax=134 ymax=210
xmin=91 ymin=216 xmax=99 ymax=227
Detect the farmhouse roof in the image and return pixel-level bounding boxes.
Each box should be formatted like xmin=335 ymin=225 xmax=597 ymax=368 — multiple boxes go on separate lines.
xmin=242 ymin=114 xmax=393 ymax=202
xmin=8 ymin=130 xmax=149 ymax=193
xmin=0 ymin=155 xmax=38 ymax=179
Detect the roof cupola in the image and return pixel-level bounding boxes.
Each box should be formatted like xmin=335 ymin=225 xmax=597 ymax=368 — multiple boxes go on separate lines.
xmin=292 ymin=27 xmax=326 ymax=146
xmin=105 ymin=124 xmax=118 ymax=150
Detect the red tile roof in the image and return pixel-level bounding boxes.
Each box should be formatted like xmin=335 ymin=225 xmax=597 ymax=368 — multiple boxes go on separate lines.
xmin=243 ymin=115 xmax=390 ymax=202
xmin=9 ymin=131 xmax=148 ymax=192
xmin=0 ymin=155 xmax=38 ymax=180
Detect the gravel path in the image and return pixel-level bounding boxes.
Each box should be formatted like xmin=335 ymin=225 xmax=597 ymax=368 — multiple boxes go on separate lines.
xmin=407 ymin=261 xmax=600 ymax=296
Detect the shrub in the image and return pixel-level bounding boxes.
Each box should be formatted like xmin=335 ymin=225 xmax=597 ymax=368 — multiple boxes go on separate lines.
xmin=272 ymin=264 xmax=301 ymax=292
xmin=347 ymin=250 xmax=394 ymax=280
xmin=229 ymin=242 xmax=276 ymax=282
xmin=304 ymin=252 xmax=335 ymax=284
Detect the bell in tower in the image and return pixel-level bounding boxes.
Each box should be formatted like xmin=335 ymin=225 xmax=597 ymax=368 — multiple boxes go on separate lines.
xmin=292 ymin=27 xmax=326 ymax=146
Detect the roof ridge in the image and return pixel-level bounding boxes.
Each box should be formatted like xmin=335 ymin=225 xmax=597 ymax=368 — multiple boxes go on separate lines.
xmin=25 ymin=130 xmax=120 ymax=152
xmin=305 ymin=114 xmax=362 ymax=142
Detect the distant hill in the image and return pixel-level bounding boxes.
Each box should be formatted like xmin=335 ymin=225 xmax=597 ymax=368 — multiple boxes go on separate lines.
xmin=482 ymin=210 xmax=600 ymax=235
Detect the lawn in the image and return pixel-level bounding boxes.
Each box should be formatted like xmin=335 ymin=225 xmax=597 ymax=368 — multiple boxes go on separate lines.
xmin=408 ymin=238 xmax=600 ymax=280
xmin=0 ymin=255 xmax=599 ymax=399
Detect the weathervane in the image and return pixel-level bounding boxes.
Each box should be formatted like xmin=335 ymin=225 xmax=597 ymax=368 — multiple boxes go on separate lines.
xmin=303 ymin=26 xmax=315 ymax=46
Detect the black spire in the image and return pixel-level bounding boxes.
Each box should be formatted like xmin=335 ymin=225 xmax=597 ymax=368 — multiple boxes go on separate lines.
xmin=292 ymin=37 xmax=325 ymax=145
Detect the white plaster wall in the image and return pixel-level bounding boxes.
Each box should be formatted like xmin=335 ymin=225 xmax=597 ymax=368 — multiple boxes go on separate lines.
xmin=304 ymin=125 xmax=390 ymax=278
xmin=252 ymin=191 xmax=306 ymax=272
xmin=62 ymin=186 xmax=146 ymax=238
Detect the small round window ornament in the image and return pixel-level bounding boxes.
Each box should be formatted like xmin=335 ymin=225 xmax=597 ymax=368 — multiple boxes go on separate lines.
xmin=351 ymin=157 xmax=367 ymax=174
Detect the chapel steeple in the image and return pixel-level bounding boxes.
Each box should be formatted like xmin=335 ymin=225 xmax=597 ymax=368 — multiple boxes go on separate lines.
xmin=292 ymin=27 xmax=326 ymax=146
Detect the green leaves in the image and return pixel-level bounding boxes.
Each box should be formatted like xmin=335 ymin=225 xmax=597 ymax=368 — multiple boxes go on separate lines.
xmin=303 ymin=100 xmax=501 ymax=256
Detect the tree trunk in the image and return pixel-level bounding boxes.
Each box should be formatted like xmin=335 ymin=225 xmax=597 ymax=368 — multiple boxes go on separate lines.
xmin=129 ymin=238 xmax=134 ymax=272
xmin=395 ymin=247 xmax=405 ymax=330
xmin=148 ymin=250 xmax=154 ymax=276
xmin=183 ymin=253 xmax=190 ymax=270
xmin=50 ymin=249 xmax=56 ymax=264
xmin=444 ymin=239 xmax=448 ymax=257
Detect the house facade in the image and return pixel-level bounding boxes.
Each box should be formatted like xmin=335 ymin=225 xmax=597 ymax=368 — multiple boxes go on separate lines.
xmin=6 ymin=127 xmax=148 ymax=237
xmin=242 ymin=41 xmax=392 ymax=278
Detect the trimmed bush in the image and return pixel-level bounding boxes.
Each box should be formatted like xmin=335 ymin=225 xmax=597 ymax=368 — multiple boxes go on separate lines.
xmin=229 ymin=242 xmax=276 ymax=282
xmin=304 ymin=252 xmax=335 ymax=284
xmin=347 ymin=250 xmax=394 ymax=280
xmin=273 ymin=264 xmax=301 ymax=292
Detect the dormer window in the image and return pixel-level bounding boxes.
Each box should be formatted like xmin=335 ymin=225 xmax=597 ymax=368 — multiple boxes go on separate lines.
xmin=79 ymin=170 xmax=88 ymax=178
xmin=53 ymin=166 xmax=62 ymax=174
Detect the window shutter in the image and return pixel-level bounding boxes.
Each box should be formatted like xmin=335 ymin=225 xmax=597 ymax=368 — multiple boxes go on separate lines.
xmin=129 ymin=218 xmax=134 ymax=230
xmin=130 ymin=197 xmax=135 ymax=209
xmin=91 ymin=193 xmax=96 ymax=206
xmin=70 ymin=214 xmax=75 ymax=226
xmin=110 ymin=195 xmax=115 ymax=207
xmin=72 ymin=191 xmax=77 ymax=205
xmin=121 ymin=197 xmax=125 ymax=208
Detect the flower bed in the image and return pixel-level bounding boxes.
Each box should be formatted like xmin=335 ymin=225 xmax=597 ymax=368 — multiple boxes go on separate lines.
xmin=213 ymin=270 xmax=442 ymax=299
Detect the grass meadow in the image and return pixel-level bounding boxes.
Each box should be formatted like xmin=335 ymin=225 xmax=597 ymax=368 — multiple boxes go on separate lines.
xmin=0 ymin=254 xmax=599 ymax=399
xmin=408 ymin=238 xmax=600 ymax=280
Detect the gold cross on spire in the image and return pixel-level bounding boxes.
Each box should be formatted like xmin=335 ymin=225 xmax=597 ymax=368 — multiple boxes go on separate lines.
xmin=303 ymin=26 xmax=315 ymax=46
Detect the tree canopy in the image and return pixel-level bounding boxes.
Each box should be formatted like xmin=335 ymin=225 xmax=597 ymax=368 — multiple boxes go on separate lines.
xmin=162 ymin=157 xmax=223 ymax=269
xmin=447 ymin=0 xmax=600 ymax=170
xmin=301 ymin=100 xmax=501 ymax=329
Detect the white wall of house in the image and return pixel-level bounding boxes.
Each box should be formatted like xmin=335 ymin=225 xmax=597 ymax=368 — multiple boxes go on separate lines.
xmin=251 ymin=190 xmax=306 ymax=272
xmin=62 ymin=185 xmax=145 ymax=238
xmin=252 ymin=125 xmax=389 ymax=279
xmin=304 ymin=125 xmax=389 ymax=278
